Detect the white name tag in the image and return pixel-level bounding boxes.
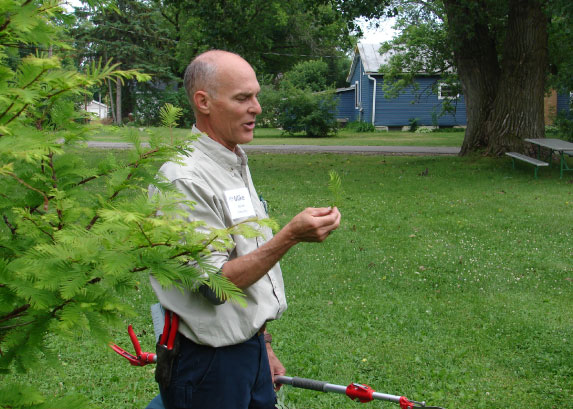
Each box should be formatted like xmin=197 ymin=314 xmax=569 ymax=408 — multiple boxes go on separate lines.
xmin=224 ymin=187 xmax=256 ymax=221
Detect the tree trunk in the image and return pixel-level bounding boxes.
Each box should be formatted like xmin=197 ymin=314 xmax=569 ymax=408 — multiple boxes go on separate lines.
xmin=443 ymin=0 xmax=501 ymax=154
xmin=444 ymin=0 xmax=548 ymax=156
xmin=484 ymin=0 xmax=548 ymax=155
xmin=116 ymin=79 xmax=122 ymax=125
xmin=107 ymin=78 xmax=116 ymax=124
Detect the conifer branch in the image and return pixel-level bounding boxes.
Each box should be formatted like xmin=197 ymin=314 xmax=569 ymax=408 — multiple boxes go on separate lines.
xmin=3 ymin=214 xmax=17 ymax=235
xmin=0 ymin=17 xmax=10 ymax=34
xmin=0 ymin=304 xmax=30 ymax=323
xmin=50 ymin=300 xmax=72 ymax=317
xmin=328 ymin=170 xmax=344 ymax=208
xmin=5 ymin=103 xmax=30 ymax=125
xmin=45 ymin=87 xmax=74 ymax=100
xmin=0 ymin=320 xmax=35 ymax=331
xmin=47 ymin=152 xmax=64 ymax=229
xmin=0 ymin=66 xmax=48 ymax=124
xmin=137 ymin=222 xmax=154 ymax=247
xmin=75 ymin=175 xmax=99 ymax=186
xmin=75 ymin=148 xmax=159 ymax=187
xmin=87 ymin=167 xmax=136 ymax=230
xmin=0 ymin=100 xmax=17 ymax=123
xmin=85 ymin=148 xmax=161 ymax=230
xmin=85 ymin=214 xmax=99 ymax=231
xmin=22 ymin=215 xmax=55 ymax=241
xmin=3 ymin=171 xmax=49 ymax=211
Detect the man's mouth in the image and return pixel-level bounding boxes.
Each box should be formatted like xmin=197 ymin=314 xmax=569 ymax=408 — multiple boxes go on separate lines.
xmin=243 ymin=121 xmax=256 ymax=130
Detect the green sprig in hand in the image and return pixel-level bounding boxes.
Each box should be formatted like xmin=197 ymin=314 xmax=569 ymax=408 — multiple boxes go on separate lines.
xmin=328 ymin=169 xmax=344 ymax=208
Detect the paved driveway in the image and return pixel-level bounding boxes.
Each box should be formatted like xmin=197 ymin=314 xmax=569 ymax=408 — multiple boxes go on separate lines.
xmin=86 ymin=141 xmax=460 ymax=156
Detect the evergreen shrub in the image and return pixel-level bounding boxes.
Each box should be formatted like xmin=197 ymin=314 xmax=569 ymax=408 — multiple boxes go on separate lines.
xmin=0 ymin=2 xmax=263 ymax=407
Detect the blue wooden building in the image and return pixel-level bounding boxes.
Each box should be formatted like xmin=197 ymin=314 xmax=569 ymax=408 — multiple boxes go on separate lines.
xmin=556 ymin=92 xmax=572 ymax=119
xmin=337 ymin=43 xmax=573 ymax=129
xmin=335 ymin=43 xmax=468 ymax=129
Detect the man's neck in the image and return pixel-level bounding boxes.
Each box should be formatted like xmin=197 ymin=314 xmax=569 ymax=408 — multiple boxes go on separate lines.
xmin=194 ymin=122 xmax=237 ymax=152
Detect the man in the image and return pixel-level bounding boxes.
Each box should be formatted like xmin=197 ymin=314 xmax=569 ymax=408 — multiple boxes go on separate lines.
xmin=147 ymin=50 xmax=341 ymax=409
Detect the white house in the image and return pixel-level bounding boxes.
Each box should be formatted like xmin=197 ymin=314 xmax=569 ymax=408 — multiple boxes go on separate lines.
xmin=86 ymin=100 xmax=108 ymax=119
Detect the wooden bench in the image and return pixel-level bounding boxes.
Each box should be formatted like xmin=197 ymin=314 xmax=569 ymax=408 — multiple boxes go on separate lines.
xmin=505 ymin=152 xmax=548 ymax=178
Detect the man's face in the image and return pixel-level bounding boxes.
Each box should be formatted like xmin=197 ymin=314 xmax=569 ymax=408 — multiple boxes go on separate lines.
xmin=206 ymin=58 xmax=262 ymax=151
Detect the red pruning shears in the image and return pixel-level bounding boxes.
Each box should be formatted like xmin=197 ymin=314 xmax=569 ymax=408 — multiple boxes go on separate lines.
xmin=110 ymin=310 xmax=179 ymax=366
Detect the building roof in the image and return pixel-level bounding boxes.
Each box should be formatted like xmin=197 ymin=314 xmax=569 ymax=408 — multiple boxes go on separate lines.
xmin=346 ymin=41 xmax=452 ymax=83
xmin=335 ymin=86 xmax=356 ymax=93
xmin=358 ymin=43 xmax=391 ymax=73
xmin=346 ymin=43 xmax=392 ymax=82
xmin=87 ymin=100 xmax=108 ymax=108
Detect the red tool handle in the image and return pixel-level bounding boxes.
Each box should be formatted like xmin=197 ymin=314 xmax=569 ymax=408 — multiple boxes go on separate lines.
xmin=346 ymin=383 xmax=374 ymax=403
xmin=110 ymin=325 xmax=156 ymax=366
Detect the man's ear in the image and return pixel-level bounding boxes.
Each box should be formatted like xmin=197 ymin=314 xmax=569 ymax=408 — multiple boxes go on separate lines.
xmin=193 ymin=91 xmax=210 ymax=114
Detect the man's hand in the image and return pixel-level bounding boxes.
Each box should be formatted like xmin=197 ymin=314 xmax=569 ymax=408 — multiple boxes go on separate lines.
xmin=222 ymin=206 xmax=341 ymax=289
xmin=266 ymin=343 xmax=286 ymax=391
xmin=285 ymin=207 xmax=341 ymax=243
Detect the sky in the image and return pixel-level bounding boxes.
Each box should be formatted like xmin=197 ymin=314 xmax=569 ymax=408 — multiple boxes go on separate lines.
xmin=357 ymin=17 xmax=399 ymax=44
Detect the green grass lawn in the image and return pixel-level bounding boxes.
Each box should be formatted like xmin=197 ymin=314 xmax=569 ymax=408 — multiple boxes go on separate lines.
xmin=8 ymin=150 xmax=572 ymax=409
xmin=84 ymin=125 xmax=465 ymax=147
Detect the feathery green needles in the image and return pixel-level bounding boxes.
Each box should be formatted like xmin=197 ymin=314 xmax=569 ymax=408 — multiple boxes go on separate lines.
xmin=328 ymin=169 xmax=344 ymax=208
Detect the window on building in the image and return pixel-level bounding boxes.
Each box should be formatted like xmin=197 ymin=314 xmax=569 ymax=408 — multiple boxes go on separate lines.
xmin=438 ymin=83 xmax=460 ymax=100
xmin=355 ymin=81 xmax=360 ymax=108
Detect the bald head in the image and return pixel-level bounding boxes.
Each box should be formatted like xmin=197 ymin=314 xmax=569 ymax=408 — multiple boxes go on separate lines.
xmin=184 ymin=50 xmax=250 ymax=111
xmin=184 ymin=50 xmax=261 ymax=150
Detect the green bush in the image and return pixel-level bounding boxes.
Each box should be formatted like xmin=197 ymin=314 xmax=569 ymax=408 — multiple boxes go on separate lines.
xmin=134 ymin=86 xmax=194 ymax=128
xmin=554 ymin=111 xmax=573 ymax=141
xmin=257 ymin=85 xmax=282 ymax=128
xmin=408 ymin=117 xmax=420 ymax=132
xmin=276 ymin=86 xmax=338 ymax=138
xmin=257 ymin=60 xmax=340 ymax=137
xmin=282 ymin=60 xmax=329 ymax=92
xmin=432 ymin=127 xmax=466 ymax=133
xmin=346 ymin=121 xmax=375 ymax=132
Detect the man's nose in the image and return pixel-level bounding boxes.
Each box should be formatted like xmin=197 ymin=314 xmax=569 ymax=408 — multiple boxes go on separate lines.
xmin=250 ymin=97 xmax=262 ymax=115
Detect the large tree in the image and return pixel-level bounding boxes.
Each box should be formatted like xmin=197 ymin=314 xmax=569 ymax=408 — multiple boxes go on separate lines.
xmin=349 ymin=0 xmax=571 ymax=156
xmin=153 ymin=0 xmax=356 ymax=76
xmin=444 ymin=0 xmax=548 ymax=155
xmin=72 ymin=0 xmax=359 ymax=124
xmin=72 ymin=0 xmax=179 ymax=124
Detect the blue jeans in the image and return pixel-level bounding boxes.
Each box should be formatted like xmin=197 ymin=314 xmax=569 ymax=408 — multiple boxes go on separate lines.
xmin=146 ymin=394 xmax=164 ymax=409
xmin=156 ymin=333 xmax=276 ymax=409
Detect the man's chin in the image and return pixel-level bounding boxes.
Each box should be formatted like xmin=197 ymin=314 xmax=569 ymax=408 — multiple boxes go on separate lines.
xmin=239 ymin=131 xmax=254 ymax=145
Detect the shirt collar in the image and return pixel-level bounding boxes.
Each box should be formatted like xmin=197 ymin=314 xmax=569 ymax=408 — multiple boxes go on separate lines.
xmin=191 ymin=125 xmax=248 ymax=170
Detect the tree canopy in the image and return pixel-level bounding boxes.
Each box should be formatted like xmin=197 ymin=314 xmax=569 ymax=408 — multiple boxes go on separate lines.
xmin=69 ymin=0 xmax=360 ymax=125
xmin=365 ymin=0 xmax=573 ymax=155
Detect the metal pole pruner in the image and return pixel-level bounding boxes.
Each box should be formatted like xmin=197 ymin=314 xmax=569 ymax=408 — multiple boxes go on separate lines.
xmin=275 ymin=376 xmax=446 ymax=409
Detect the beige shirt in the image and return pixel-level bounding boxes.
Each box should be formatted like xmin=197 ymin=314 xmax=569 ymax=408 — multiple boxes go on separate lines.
xmin=149 ymin=128 xmax=287 ymax=347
